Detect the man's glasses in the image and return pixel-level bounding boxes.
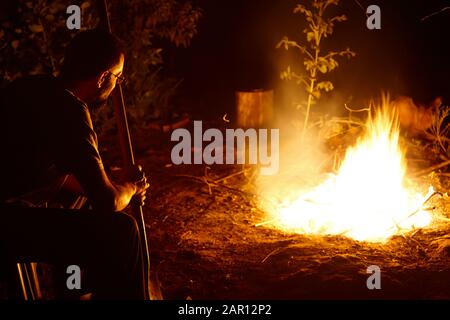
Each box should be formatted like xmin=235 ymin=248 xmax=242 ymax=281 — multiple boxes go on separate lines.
xmin=108 ymin=71 xmax=126 ymax=85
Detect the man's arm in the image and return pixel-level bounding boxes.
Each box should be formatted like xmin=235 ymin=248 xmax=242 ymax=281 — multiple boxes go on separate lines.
xmin=84 ymin=166 xmax=137 ymax=212
xmin=62 ymin=166 xmax=146 ymax=212
xmin=55 ymin=102 xmax=148 ymax=212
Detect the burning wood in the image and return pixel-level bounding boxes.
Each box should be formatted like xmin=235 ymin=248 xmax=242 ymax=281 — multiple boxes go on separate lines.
xmin=258 ymin=97 xmax=439 ymax=242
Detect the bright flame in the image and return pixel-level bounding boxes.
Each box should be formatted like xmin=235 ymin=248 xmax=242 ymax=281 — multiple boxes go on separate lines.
xmin=265 ymin=99 xmax=433 ymax=242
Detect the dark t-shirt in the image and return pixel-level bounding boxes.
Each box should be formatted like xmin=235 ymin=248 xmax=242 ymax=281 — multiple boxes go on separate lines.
xmin=0 ymin=75 xmax=104 ymax=203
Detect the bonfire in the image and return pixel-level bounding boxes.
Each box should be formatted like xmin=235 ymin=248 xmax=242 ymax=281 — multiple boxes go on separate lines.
xmin=259 ymin=97 xmax=440 ymax=242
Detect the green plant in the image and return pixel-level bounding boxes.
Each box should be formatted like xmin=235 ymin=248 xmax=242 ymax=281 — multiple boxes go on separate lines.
xmin=0 ymin=0 xmax=201 ymax=132
xmin=277 ymin=0 xmax=355 ymax=135
xmin=107 ymin=0 xmax=201 ymax=127
xmin=0 ymin=0 xmax=97 ymax=82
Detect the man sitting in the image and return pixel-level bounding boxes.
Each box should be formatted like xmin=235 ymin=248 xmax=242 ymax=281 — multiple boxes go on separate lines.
xmin=0 ymin=29 xmax=149 ymax=299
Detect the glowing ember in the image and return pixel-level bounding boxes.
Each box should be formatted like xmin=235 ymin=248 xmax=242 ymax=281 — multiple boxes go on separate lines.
xmin=266 ymin=99 xmax=434 ymax=242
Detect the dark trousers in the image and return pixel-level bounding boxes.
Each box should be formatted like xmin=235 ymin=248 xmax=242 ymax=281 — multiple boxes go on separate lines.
xmin=0 ymin=205 xmax=146 ymax=299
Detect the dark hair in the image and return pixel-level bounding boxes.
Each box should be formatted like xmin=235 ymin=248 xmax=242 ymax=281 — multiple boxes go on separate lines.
xmin=60 ymin=29 xmax=124 ymax=82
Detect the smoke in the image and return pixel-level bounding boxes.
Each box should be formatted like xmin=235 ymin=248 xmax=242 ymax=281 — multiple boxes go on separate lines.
xmin=255 ymin=88 xmax=332 ymax=216
xmin=256 ymin=5 xmax=360 ymax=217
xmin=255 ymin=30 xmax=353 ymax=214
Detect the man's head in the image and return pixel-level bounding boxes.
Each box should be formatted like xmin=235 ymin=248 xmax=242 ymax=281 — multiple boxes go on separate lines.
xmin=59 ymin=29 xmax=125 ymax=108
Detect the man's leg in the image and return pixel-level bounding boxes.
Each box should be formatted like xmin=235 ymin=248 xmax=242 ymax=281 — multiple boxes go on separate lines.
xmin=0 ymin=206 xmax=146 ymax=299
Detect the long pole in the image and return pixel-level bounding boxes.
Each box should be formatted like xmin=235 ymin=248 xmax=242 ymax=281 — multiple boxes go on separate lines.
xmin=96 ymin=0 xmax=162 ymax=300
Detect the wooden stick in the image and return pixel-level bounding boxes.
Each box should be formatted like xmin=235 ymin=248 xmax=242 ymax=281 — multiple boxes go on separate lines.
xmin=96 ymin=0 xmax=162 ymax=300
xmin=421 ymin=7 xmax=450 ymax=21
xmin=411 ymin=159 xmax=450 ymax=177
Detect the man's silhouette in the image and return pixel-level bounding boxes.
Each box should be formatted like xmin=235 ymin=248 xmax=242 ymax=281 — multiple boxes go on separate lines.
xmin=0 ymin=29 xmax=149 ymax=299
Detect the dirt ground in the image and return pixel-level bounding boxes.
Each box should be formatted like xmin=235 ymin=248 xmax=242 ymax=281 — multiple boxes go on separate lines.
xmin=121 ymin=126 xmax=450 ymax=300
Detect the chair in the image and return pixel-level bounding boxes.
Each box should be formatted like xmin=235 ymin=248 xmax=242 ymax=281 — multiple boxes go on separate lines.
xmin=2 ymin=196 xmax=88 ymax=300
xmin=16 ymin=262 xmax=42 ymax=300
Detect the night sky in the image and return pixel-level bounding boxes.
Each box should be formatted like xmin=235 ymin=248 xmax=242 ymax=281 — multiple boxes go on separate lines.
xmin=169 ymin=0 xmax=450 ymax=119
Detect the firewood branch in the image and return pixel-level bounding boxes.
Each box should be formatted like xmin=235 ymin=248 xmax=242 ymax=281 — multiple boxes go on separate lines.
xmin=412 ymin=159 xmax=450 ymax=177
xmin=421 ymin=7 xmax=450 ymax=22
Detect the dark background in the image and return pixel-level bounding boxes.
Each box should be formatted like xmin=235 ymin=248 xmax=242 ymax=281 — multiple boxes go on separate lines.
xmin=167 ymin=0 xmax=450 ymax=119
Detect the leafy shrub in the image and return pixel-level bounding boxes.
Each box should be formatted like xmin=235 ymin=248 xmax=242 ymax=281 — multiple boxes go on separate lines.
xmin=0 ymin=0 xmax=201 ymax=133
